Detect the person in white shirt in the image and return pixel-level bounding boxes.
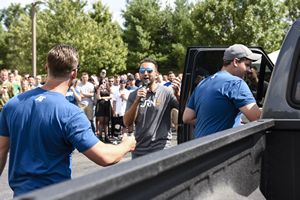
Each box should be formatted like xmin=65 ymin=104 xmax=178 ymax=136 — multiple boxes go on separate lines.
xmin=110 ymin=74 xmax=120 ymax=98
xmin=112 ymin=79 xmax=130 ymax=138
xmin=110 ymin=75 xmax=120 ymax=137
xmin=78 ymin=72 xmax=95 ymax=132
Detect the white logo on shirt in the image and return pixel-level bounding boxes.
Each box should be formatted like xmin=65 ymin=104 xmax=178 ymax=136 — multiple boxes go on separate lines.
xmin=140 ymin=99 xmax=155 ymax=108
xmin=35 ymin=96 xmax=46 ymax=102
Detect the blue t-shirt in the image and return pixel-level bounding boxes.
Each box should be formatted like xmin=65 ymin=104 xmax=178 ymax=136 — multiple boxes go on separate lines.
xmin=163 ymin=81 xmax=172 ymax=87
xmin=0 ymin=87 xmax=99 ymax=196
xmin=65 ymin=87 xmax=80 ymax=105
xmin=187 ymin=70 xmax=255 ymax=138
xmin=126 ymin=85 xmax=138 ymax=92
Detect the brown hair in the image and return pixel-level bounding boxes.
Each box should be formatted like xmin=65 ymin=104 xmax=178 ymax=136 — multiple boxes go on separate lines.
xmin=47 ymin=44 xmax=79 ymax=78
xmin=139 ymin=58 xmax=158 ymax=69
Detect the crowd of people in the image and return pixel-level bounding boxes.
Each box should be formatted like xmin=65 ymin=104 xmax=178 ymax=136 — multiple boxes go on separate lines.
xmin=0 ymin=44 xmax=183 ymax=197
xmin=0 ymin=43 xmax=262 ymax=197
xmin=0 ymin=65 xmax=182 ymax=144
xmin=0 ymin=44 xmax=136 ymax=197
xmin=0 ymin=69 xmax=44 ymax=110
xmin=61 ymin=67 xmax=182 ymax=145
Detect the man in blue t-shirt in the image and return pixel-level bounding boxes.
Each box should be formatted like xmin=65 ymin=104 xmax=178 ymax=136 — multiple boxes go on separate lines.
xmin=183 ymin=44 xmax=262 ymax=138
xmin=163 ymin=71 xmax=176 ymax=87
xmin=0 ymin=44 xmax=136 ymax=197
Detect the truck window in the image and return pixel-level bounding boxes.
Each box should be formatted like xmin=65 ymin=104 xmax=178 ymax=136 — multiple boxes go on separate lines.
xmin=294 ymin=82 xmax=300 ymax=100
xmin=288 ymin=42 xmax=300 ymax=108
xmin=291 ymin=57 xmax=300 ymax=103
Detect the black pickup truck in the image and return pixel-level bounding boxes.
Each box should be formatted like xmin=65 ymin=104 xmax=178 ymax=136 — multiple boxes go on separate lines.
xmin=16 ymin=20 xmax=300 ymax=200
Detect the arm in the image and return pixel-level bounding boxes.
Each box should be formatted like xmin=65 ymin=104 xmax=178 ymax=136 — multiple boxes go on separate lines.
xmin=123 ymin=88 xmax=146 ymax=127
xmin=120 ymin=93 xmax=128 ymax=101
xmin=95 ymin=87 xmax=101 ymax=100
xmin=0 ymin=87 xmax=10 ymax=103
xmin=0 ymin=136 xmax=9 ymax=176
xmin=83 ymin=133 xmax=136 ymax=166
xmin=101 ymin=96 xmax=112 ymax=101
xmin=123 ymin=98 xmax=140 ymax=127
xmin=172 ymin=78 xmax=181 ymax=102
xmin=239 ymin=102 xmax=261 ymax=121
xmin=71 ymin=86 xmax=82 ymax=102
xmin=81 ymin=85 xmax=95 ymax=98
xmin=81 ymin=91 xmax=94 ymax=98
xmin=183 ymin=107 xmax=196 ymax=125
xmin=96 ymin=87 xmax=111 ymax=101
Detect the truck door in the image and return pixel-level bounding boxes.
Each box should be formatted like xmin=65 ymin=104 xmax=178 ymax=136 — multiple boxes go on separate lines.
xmin=178 ymin=47 xmax=274 ymax=143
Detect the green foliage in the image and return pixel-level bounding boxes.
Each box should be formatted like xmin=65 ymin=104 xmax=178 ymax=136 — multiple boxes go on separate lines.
xmin=191 ymin=0 xmax=289 ymax=53
xmin=0 ymin=3 xmax=29 ymax=70
xmin=1 ymin=0 xmax=127 ymax=75
xmin=38 ymin=0 xmax=127 ymax=75
xmin=123 ymin=0 xmax=195 ymax=73
xmin=123 ymin=0 xmax=168 ymax=71
xmin=5 ymin=12 xmax=32 ymax=72
xmin=0 ymin=3 xmax=27 ymax=29
xmin=88 ymin=1 xmax=128 ymax=74
xmin=0 ymin=0 xmax=299 ymax=76
xmin=0 ymin=26 xmax=7 ymax=65
xmin=166 ymin=0 xmax=194 ymax=71
xmin=284 ymin=0 xmax=300 ymax=22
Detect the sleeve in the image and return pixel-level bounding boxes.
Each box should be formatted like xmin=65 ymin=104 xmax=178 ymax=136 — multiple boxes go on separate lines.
xmin=229 ymin=80 xmax=256 ymax=109
xmin=186 ymin=79 xmax=205 ymax=110
xmin=65 ymin=111 xmax=99 ymax=152
xmin=186 ymin=90 xmax=196 ymax=110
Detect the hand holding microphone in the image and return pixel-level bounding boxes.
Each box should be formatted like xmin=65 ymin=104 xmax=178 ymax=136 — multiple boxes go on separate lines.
xmin=138 ymin=79 xmax=150 ymax=103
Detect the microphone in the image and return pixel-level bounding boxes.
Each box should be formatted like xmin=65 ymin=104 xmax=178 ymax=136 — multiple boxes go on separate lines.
xmin=140 ymin=79 xmax=150 ymax=103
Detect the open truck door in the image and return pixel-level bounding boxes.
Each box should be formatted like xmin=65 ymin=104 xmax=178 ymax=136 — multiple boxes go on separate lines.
xmin=178 ymin=47 xmax=274 ymax=144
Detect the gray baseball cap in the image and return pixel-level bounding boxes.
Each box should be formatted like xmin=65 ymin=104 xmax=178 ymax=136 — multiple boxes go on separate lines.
xmin=223 ymin=44 xmax=261 ymax=61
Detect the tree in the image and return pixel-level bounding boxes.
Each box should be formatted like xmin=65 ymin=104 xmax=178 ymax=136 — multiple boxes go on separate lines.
xmin=191 ymin=0 xmax=288 ymax=53
xmin=2 ymin=0 xmax=128 ymax=75
xmin=37 ymin=0 xmax=127 ymax=74
xmin=123 ymin=0 xmax=168 ymax=71
xmin=166 ymin=0 xmax=194 ymax=71
xmin=284 ymin=0 xmax=300 ymax=23
xmin=0 ymin=25 xmax=7 ymax=66
xmin=123 ymin=0 xmax=195 ymax=73
xmin=4 ymin=11 xmax=32 ymax=73
xmin=0 ymin=3 xmax=29 ymax=69
xmin=0 ymin=3 xmax=27 ymax=29
xmin=89 ymin=1 xmax=128 ymax=74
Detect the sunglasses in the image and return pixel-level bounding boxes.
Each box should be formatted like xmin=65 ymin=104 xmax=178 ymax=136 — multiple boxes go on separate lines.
xmin=139 ymin=68 xmax=153 ymax=74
